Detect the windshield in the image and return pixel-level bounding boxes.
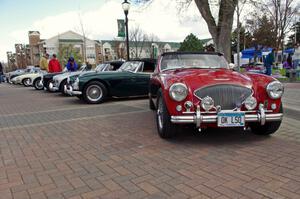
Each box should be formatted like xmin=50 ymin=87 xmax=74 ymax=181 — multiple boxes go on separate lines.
xmin=160 ymin=54 xmax=229 ymax=71
xmin=79 ymin=65 xmax=86 ymax=72
xmin=117 ymin=61 xmax=142 ymax=72
xmin=95 ymin=64 xmax=109 ymax=72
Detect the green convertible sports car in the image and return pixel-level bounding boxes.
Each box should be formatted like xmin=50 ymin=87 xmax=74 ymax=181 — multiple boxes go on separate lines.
xmin=66 ymin=59 xmax=156 ymax=104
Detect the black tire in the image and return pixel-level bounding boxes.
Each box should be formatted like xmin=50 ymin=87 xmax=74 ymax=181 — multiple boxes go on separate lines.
xmin=22 ymin=78 xmax=31 ymax=87
xmin=59 ymin=79 xmax=67 ymax=95
xmin=46 ymin=80 xmax=54 ymax=92
xmin=33 ymin=78 xmax=44 ymax=90
xmin=250 ymin=103 xmax=283 ymax=135
xmin=156 ymin=89 xmax=177 ymax=139
xmin=149 ymin=96 xmax=156 ymax=110
xmin=82 ymin=81 xmax=107 ymax=104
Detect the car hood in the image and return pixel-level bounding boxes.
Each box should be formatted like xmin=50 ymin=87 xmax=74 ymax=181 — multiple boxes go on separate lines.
xmin=161 ymin=68 xmax=253 ymax=90
xmin=18 ymin=73 xmax=41 ymax=79
xmin=43 ymin=72 xmax=65 ymax=79
xmin=53 ymin=71 xmax=83 ymax=81
xmin=79 ymin=70 xmax=120 ymax=79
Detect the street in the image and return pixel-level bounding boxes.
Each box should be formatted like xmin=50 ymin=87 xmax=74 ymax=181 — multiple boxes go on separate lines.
xmin=0 ymin=83 xmax=299 ymax=199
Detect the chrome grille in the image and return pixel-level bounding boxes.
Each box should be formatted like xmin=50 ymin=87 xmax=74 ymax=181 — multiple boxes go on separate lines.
xmin=194 ymin=84 xmax=252 ymax=110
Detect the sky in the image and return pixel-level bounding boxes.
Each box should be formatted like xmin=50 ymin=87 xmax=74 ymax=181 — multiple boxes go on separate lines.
xmin=0 ymin=0 xmax=211 ymax=62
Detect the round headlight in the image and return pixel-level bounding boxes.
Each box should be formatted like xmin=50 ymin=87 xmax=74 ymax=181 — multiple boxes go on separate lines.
xmin=201 ymin=96 xmax=214 ymax=111
xmin=244 ymin=96 xmax=257 ymax=110
xmin=266 ymin=81 xmax=284 ymax=99
xmin=169 ymin=83 xmax=188 ymax=102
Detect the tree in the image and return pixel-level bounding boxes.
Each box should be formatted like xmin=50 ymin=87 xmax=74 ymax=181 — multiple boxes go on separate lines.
xmin=231 ymin=26 xmax=253 ymax=52
xmin=128 ymin=26 xmax=160 ymax=59
xmin=58 ymin=44 xmax=83 ymax=68
xmin=246 ymin=14 xmax=277 ymax=48
xmin=178 ymin=33 xmax=204 ymax=52
xmin=286 ymin=21 xmax=300 ymax=48
xmin=135 ymin=0 xmax=238 ymax=61
xmin=251 ymin=0 xmax=299 ymax=51
xmin=129 ymin=26 xmax=148 ymax=58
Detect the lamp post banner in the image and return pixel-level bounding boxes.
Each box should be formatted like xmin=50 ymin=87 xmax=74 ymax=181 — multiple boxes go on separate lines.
xmin=117 ymin=19 xmax=125 ymax=37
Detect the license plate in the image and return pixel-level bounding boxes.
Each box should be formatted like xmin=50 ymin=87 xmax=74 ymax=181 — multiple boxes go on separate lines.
xmin=217 ymin=112 xmax=245 ymax=127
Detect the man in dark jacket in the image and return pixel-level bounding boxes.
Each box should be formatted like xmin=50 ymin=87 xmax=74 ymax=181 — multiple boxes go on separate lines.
xmin=0 ymin=62 xmax=3 ymax=83
xmin=66 ymin=57 xmax=78 ymax=71
xmin=264 ymin=49 xmax=275 ymax=76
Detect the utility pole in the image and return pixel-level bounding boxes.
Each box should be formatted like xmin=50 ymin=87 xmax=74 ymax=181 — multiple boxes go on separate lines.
xmin=236 ymin=1 xmax=241 ymax=71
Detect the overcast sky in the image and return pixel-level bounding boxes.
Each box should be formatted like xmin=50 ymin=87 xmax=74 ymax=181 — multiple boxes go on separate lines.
xmin=0 ymin=0 xmax=211 ymax=62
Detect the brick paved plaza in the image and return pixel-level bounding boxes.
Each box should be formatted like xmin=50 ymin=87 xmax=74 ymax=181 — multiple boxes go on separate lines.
xmin=0 ymin=83 xmax=299 ymax=199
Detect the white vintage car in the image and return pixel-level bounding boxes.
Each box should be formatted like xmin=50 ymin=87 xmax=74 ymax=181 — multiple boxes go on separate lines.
xmin=11 ymin=68 xmax=46 ymax=86
xmin=50 ymin=65 xmax=90 ymax=94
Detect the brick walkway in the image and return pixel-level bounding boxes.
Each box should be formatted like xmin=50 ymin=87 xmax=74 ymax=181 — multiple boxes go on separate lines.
xmin=0 ymin=84 xmax=300 ymax=199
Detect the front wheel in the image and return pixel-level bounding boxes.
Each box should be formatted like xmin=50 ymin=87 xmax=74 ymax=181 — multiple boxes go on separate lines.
xmin=156 ymin=89 xmax=177 ymax=139
xmin=46 ymin=80 xmax=55 ymax=92
xmin=250 ymin=103 xmax=283 ymax=135
xmin=60 ymin=79 xmax=68 ymax=95
xmin=83 ymin=81 xmax=107 ymax=104
xmin=22 ymin=78 xmax=31 ymax=87
xmin=33 ymin=78 xmax=43 ymax=90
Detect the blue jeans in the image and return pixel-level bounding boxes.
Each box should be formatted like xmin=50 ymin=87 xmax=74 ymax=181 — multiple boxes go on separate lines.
xmin=265 ymin=66 xmax=272 ymax=76
xmin=0 ymin=75 xmax=3 ymax=83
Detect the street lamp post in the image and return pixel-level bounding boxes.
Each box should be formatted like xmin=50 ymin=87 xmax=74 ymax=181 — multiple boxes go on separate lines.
xmin=122 ymin=0 xmax=130 ymax=61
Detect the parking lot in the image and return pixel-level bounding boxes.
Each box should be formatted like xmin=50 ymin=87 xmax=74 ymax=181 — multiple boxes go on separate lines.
xmin=0 ymin=83 xmax=300 ymax=199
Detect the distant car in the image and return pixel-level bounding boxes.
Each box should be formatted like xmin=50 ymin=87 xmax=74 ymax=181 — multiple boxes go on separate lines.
xmin=65 ymin=61 xmax=124 ymax=95
xmin=10 ymin=67 xmax=43 ymax=86
xmin=243 ymin=62 xmax=266 ymax=74
xmin=50 ymin=65 xmax=91 ymax=93
xmin=149 ymin=52 xmax=283 ymax=138
xmin=67 ymin=59 xmax=156 ymax=104
xmin=7 ymin=66 xmax=37 ymax=83
xmin=42 ymin=68 xmax=68 ymax=91
xmin=6 ymin=69 xmax=25 ymax=83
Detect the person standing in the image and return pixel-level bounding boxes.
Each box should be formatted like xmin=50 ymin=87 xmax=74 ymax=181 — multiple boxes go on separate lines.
xmin=39 ymin=53 xmax=49 ymax=71
xmin=0 ymin=62 xmax=3 ymax=83
xmin=66 ymin=57 xmax=78 ymax=72
xmin=264 ymin=49 xmax=275 ymax=76
xmin=48 ymin=54 xmax=62 ymax=73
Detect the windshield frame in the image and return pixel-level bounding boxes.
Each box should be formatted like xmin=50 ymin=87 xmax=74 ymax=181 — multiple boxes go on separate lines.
xmin=159 ymin=53 xmax=229 ymax=72
xmin=117 ymin=61 xmax=143 ymax=73
xmin=95 ymin=64 xmax=109 ymax=72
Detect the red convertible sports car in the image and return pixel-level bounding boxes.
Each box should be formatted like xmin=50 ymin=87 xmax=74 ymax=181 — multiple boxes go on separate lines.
xmin=149 ymin=52 xmax=284 ymax=138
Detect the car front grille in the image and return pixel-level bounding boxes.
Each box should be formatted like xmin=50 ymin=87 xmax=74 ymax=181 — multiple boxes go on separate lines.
xmin=194 ymin=84 xmax=252 ymax=110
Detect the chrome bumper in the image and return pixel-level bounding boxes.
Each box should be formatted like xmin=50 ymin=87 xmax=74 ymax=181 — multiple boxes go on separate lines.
xmin=66 ymin=85 xmax=82 ymax=96
xmin=171 ymin=105 xmax=283 ymax=127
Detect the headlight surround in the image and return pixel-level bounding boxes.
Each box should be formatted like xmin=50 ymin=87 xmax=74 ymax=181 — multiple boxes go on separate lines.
xmin=266 ymin=81 xmax=284 ymax=99
xmin=244 ymin=96 xmax=257 ymax=110
xmin=73 ymin=77 xmax=79 ymax=89
xmin=201 ymin=96 xmax=214 ymax=111
xmin=169 ymin=83 xmax=188 ymax=102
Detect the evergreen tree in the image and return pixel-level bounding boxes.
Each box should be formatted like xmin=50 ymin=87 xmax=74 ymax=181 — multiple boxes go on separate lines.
xmin=178 ymin=33 xmax=204 ymax=52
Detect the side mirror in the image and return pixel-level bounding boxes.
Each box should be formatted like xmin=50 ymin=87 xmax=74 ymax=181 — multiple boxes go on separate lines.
xmin=229 ymin=63 xmax=238 ymax=71
xmin=229 ymin=63 xmax=235 ymax=69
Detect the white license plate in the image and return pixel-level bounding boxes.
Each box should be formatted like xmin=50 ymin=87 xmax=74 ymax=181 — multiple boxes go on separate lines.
xmin=217 ymin=112 xmax=245 ymax=127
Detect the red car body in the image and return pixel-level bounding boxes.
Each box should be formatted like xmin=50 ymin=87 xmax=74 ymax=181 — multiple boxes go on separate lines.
xmin=149 ymin=52 xmax=283 ymax=138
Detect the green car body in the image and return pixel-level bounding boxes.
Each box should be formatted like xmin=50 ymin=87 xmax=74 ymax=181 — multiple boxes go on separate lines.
xmin=78 ymin=70 xmax=152 ymax=97
xmin=67 ymin=59 xmax=156 ymax=104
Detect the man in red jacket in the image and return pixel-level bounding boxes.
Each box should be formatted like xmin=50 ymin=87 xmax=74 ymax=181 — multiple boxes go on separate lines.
xmin=48 ymin=54 xmax=62 ymax=73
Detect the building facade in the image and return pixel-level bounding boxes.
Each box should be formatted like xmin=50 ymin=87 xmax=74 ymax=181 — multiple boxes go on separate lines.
xmin=43 ymin=31 xmax=102 ymax=66
xmin=100 ymin=40 xmax=181 ymax=62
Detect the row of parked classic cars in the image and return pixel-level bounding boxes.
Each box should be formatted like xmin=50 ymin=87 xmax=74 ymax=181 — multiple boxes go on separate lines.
xmin=5 ymin=52 xmax=284 ymax=138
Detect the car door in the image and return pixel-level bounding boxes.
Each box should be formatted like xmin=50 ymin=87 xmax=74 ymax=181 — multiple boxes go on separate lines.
xmin=108 ymin=71 xmax=140 ymax=97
